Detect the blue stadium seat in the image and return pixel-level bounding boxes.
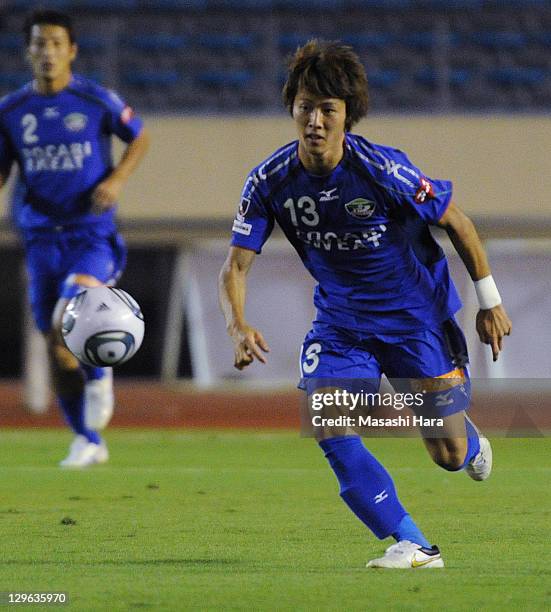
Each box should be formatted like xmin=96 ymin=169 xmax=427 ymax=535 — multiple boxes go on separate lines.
xmin=279 ymin=33 xmax=316 ymax=51
xmin=341 ymin=33 xmax=395 ymax=49
xmin=401 ymin=32 xmax=438 ymax=50
xmin=0 ymin=34 xmax=22 ymax=51
xmin=449 ymin=68 xmax=473 ymax=86
xmin=419 ymin=0 xmax=482 ymax=7
xmin=197 ymin=70 xmax=254 ymax=88
xmin=532 ymin=31 xmax=551 ymax=46
xmin=347 ymin=0 xmax=412 ymax=7
xmin=275 ymin=0 xmax=344 ymax=8
xmin=124 ymin=34 xmax=188 ymax=51
xmin=122 ymin=70 xmax=181 ymax=87
xmin=488 ymin=67 xmax=546 ymax=86
xmin=140 ymin=0 xmax=207 ymax=8
xmin=78 ymin=35 xmax=109 ymax=52
xmin=367 ymin=69 xmax=402 ymax=88
xmin=12 ymin=0 xmax=72 ymax=8
xmin=413 ymin=68 xmax=473 ymax=87
xmin=196 ymin=33 xmax=255 ymax=50
xmin=72 ymin=0 xmax=137 ymax=8
xmin=0 ymin=73 xmax=29 ymax=89
xmin=84 ymin=71 xmax=107 ymax=84
xmin=207 ymin=0 xmax=273 ymax=7
xmin=474 ymin=31 xmax=526 ymax=49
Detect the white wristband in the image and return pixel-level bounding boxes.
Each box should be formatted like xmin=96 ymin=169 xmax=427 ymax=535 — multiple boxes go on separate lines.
xmin=474 ymin=275 xmax=502 ymax=310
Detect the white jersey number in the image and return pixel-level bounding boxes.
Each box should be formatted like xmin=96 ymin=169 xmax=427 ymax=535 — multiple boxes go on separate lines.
xmin=21 ymin=114 xmax=39 ymax=144
xmin=302 ymin=342 xmax=322 ymax=374
xmin=284 ymin=196 xmax=319 ymax=227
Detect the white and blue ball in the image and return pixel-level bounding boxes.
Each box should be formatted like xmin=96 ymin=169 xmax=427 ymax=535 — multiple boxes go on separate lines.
xmin=62 ymin=286 xmax=144 ymax=367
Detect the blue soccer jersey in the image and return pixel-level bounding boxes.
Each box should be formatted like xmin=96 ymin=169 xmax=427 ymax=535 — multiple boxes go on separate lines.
xmin=230 ymin=134 xmax=462 ymax=334
xmin=0 ymin=75 xmax=143 ymax=234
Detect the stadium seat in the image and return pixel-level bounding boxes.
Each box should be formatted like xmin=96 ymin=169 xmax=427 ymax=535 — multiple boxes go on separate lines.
xmin=138 ymin=0 xmax=207 ymax=7
xmin=367 ymin=69 xmax=402 ymax=88
xmin=11 ymin=0 xmax=72 ymax=8
xmin=0 ymin=73 xmax=30 ymax=89
xmin=278 ymin=33 xmax=316 ymax=51
xmin=346 ymin=0 xmax=412 ymax=7
xmin=400 ymin=32 xmax=439 ymax=50
xmin=196 ymin=33 xmax=255 ymax=50
xmin=420 ymin=0 xmax=482 ymax=7
xmin=0 ymin=34 xmax=22 ymax=51
xmin=124 ymin=34 xmax=188 ymax=52
xmin=78 ymin=35 xmax=109 ymax=53
xmin=71 ymin=0 xmax=137 ymax=8
xmin=196 ymin=70 xmax=254 ymax=88
xmin=122 ymin=70 xmax=181 ymax=88
xmin=341 ymin=33 xmax=395 ymax=49
xmin=207 ymin=0 xmax=273 ymax=8
xmin=473 ymin=31 xmax=526 ymax=49
xmin=488 ymin=67 xmax=546 ymax=86
xmin=275 ymin=0 xmax=345 ymax=8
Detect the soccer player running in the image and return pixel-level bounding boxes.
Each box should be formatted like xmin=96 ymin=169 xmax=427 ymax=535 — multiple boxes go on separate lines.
xmin=0 ymin=10 xmax=149 ymax=466
xmin=219 ymin=41 xmax=512 ymax=568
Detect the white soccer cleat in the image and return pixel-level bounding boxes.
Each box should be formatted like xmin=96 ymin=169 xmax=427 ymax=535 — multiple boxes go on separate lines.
xmin=84 ymin=368 xmax=114 ymax=430
xmin=466 ymin=435 xmax=493 ymax=481
xmin=59 ymin=435 xmax=109 ymax=468
xmin=366 ymin=540 xmax=444 ymax=569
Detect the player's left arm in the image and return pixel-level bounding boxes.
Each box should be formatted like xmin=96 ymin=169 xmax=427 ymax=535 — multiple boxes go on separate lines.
xmin=437 ymin=201 xmax=512 ymax=361
xmin=91 ymin=128 xmax=150 ymax=213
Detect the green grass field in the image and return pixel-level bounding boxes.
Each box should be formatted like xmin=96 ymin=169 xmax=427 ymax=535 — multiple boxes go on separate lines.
xmin=1 ymin=430 xmax=550 ymax=611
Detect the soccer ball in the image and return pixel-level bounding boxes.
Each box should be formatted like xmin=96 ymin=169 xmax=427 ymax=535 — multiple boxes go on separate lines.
xmin=62 ymin=286 xmax=144 ymax=367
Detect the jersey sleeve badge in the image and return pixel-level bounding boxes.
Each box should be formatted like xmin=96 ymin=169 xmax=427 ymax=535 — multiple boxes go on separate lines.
xmin=414 ymin=178 xmax=434 ymax=203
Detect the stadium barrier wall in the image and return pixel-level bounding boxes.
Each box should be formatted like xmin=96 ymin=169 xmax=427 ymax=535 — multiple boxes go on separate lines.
xmin=1 ymin=115 xmax=551 ymax=221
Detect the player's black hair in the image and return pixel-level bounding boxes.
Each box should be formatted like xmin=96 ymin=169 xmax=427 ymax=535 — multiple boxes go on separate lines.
xmin=282 ymin=39 xmax=369 ymax=131
xmin=23 ymin=9 xmax=76 ymax=45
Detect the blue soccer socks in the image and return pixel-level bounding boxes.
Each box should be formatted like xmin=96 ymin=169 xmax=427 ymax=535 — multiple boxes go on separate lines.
xmin=319 ymin=435 xmax=409 ymax=539
xmin=81 ymin=364 xmax=105 ymax=382
xmin=58 ymin=394 xmax=100 ymax=445
xmin=391 ymin=514 xmax=431 ymax=549
xmin=461 ymin=415 xmax=481 ymax=469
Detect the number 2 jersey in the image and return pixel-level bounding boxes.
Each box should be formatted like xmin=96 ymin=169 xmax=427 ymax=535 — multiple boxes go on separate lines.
xmin=230 ymin=134 xmax=462 ymax=334
xmin=0 ymin=74 xmax=143 ymax=237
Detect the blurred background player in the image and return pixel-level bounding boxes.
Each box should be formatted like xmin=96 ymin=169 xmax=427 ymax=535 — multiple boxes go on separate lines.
xmin=219 ymin=40 xmax=512 ymax=568
xmin=0 ymin=9 xmax=149 ymax=466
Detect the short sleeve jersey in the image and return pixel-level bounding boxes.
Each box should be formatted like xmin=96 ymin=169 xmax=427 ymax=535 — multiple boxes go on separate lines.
xmin=230 ymin=134 xmax=462 ymax=334
xmin=0 ymin=75 xmax=143 ymax=234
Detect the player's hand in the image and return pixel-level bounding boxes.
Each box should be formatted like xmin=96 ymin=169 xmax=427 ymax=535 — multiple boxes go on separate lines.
xmin=91 ymin=175 xmax=124 ymax=213
xmin=230 ymin=323 xmax=270 ymax=370
xmin=476 ymin=304 xmax=512 ymax=362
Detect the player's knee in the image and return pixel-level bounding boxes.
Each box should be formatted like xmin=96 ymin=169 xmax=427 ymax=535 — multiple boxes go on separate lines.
xmin=46 ymin=330 xmax=80 ymax=372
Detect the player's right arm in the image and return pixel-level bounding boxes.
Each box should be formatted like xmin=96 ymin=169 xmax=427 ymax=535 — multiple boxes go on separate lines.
xmin=218 ymin=246 xmax=270 ymax=370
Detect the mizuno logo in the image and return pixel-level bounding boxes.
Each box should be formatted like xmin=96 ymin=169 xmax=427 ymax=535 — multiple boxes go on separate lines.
xmin=435 ymin=391 xmax=454 ymax=406
xmin=43 ymin=106 xmax=59 ymax=119
xmin=319 ymin=188 xmax=339 ymax=202
xmin=373 ymin=490 xmax=388 ymax=504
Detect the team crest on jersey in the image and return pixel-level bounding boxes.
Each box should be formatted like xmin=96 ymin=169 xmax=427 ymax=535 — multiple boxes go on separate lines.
xmin=344 ymin=198 xmax=376 ymax=219
xmin=120 ymin=106 xmax=134 ymax=124
xmin=64 ymin=112 xmax=88 ymax=132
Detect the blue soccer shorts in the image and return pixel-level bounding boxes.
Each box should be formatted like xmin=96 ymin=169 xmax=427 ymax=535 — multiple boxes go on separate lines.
xmin=299 ymin=318 xmax=471 ymax=418
xmin=24 ymin=225 xmax=127 ymax=333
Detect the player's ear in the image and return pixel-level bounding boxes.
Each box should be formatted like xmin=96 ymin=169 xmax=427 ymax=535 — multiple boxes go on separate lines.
xmin=70 ymin=42 xmax=78 ymax=61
